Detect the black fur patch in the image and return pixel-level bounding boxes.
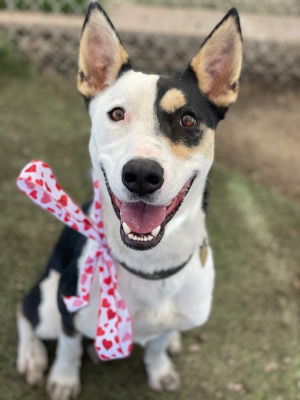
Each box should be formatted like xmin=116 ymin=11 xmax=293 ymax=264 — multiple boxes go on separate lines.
xmin=22 ymin=280 xmax=42 ymax=328
xmin=202 ymin=174 xmax=210 ymax=211
xmin=56 ymin=228 xmax=88 ymax=336
xmin=155 ymin=67 xmax=226 ymax=147
xmin=82 ymin=95 xmax=91 ymax=110
xmin=54 ymin=201 xmax=91 ymax=335
xmin=22 ymin=202 xmax=91 ymax=335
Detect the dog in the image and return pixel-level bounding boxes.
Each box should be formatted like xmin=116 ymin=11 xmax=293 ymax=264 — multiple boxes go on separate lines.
xmin=16 ymin=2 xmax=242 ymax=399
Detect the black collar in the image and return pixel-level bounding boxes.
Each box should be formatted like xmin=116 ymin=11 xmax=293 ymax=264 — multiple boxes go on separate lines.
xmin=117 ymin=252 xmax=194 ymax=280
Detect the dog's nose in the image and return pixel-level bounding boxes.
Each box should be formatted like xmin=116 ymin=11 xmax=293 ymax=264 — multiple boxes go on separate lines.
xmin=122 ymin=158 xmax=164 ymax=196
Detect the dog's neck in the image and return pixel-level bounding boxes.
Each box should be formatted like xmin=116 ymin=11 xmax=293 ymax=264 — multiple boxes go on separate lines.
xmin=99 ymin=173 xmax=208 ymax=274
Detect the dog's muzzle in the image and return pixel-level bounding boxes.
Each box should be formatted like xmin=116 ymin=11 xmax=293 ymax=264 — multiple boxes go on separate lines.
xmin=102 ymin=164 xmax=195 ymax=250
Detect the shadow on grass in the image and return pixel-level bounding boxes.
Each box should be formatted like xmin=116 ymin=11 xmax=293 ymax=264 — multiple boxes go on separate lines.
xmin=0 ymin=66 xmax=299 ymax=400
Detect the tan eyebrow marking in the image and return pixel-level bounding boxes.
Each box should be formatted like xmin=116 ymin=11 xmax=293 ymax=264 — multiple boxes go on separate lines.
xmin=167 ymin=127 xmax=215 ymax=160
xmin=159 ymin=88 xmax=187 ymax=113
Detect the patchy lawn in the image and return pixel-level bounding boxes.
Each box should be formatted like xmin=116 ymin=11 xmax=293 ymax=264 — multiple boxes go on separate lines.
xmin=0 ymin=65 xmax=299 ymax=400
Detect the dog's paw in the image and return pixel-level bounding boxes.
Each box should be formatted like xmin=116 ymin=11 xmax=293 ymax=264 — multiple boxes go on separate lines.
xmin=168 ymin=331 xmax=182 ymax=355
xmin=17 ymin=334 xmax=48 ymax=386
xmin=47 ymin=365 xmax=81 ymax=400
xmin=148 ymin=364 xmax=181 ymax=392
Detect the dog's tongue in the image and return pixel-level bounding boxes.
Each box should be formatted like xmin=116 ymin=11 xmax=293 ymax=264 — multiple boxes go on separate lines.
xmin=120 ymin=201 xmax=167 ymax=234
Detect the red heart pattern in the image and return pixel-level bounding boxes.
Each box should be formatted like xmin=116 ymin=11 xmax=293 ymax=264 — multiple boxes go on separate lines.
xmin=107 ymin=309 xmax=116 ymax=320
xmin=17 ymin=160 xmax=133 ymax=361
xmin=29 ymin=190 xmax=37 ymax=199
xmin=41 ymin=193 xmax=51 ymax=204
xmin=25 ymin=164 xmax=37 ymax=173
xmin=58 ymin=194 xmax=68 ymax=207
xmin=102 ymin=298 xmax=110 ymax=308
xmin=35 ymin=179 xmax=44 ymax=187
xmin=103 ymin=339 xmax=113 ymax=350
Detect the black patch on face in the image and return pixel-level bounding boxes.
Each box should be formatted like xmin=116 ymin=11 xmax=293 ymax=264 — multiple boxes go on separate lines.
xmin=155 ymin=67 xmax=227 ymax=147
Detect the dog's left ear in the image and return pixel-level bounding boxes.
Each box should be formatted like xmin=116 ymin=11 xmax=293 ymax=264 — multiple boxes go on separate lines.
xmin=190 ymin=8 xmax=243 ymax=108
xmin=77 ymin=2 xmax=130 ymax=98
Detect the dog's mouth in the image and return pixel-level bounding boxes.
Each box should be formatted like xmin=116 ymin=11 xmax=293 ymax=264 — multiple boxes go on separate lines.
xmin=102 ymin=169 xmax=195 ymax=250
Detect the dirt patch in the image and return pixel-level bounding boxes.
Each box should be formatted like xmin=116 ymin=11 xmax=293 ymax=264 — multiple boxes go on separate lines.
xmin=216 ymin=81 xmax=300 ymax=201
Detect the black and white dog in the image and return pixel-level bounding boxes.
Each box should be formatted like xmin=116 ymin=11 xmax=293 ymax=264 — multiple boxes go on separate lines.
xmin=17 ymin=3 xmax=242 ymax=399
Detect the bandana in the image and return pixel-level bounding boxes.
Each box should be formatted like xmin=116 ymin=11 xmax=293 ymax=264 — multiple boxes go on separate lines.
xmin=17 ymin=160 xmax=133 ymax=361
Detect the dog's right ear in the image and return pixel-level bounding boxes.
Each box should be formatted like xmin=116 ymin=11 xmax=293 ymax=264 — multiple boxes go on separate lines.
xmin=190 ymin=8 xmax=243 ymax=108
xmin=77 ymin=2 xmax=130 ymax=98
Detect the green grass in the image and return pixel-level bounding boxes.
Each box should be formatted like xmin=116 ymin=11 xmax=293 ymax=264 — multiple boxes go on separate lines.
xmin=0 ymin=0 xmax=87 ymax=14
xmin=1 ymin=64 xmax=300 ymax=400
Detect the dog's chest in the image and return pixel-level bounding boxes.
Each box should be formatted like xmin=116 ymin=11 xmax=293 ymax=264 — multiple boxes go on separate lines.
xmin=119 ymin=276 xmax=185 ymax=344
xmin=119 ymin=258 xmax=214 ymax=344
xmin=74 ymin=241 xmax=215 ymax=344
xmin=74 ymin=274 xmax=182 ymax=342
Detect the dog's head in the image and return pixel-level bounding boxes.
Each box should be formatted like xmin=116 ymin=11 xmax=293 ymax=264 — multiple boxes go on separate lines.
xmin=77 ymin=2 xmax=242 ymax=251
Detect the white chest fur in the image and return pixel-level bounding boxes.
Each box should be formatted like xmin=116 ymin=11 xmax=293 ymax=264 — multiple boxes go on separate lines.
xmin=74 ymin=238 xmax=215 ymax=345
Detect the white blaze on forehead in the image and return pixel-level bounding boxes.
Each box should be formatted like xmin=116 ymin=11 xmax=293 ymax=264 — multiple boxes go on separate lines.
xmin=89 ymin=70 xmax=161 ymax=166
xmin=90 ymin=70 xmax=159 ymax=127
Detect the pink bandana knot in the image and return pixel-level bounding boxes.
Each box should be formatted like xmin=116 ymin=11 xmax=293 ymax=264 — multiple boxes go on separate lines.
xmin=17 ymin=161 xmax=133 ymax=360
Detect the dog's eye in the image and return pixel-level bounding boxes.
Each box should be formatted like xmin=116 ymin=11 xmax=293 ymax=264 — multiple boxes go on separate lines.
xmin=108 ymin=107 xmax=125 ymax=121
xmin=180 ymin=114 xmax=196 ymax=128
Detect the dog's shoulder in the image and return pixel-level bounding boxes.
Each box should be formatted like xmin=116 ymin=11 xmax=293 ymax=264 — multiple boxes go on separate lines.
xmin=22 ymin=201 xmax=92 ymax=334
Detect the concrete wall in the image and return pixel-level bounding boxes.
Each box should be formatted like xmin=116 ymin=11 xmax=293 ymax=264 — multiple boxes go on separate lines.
xmin=0 ymin=5 xmax=300 ymax=83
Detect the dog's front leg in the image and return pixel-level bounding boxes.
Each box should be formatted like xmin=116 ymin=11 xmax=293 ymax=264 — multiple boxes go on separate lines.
xmin=47 ymin=332 xmax=82 ymax=400
xmin=144 ymin=331 xmax=181 ymax=392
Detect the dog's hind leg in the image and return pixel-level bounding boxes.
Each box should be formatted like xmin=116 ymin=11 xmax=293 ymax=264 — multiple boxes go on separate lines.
xmin=168 ymin=331 xmax=182 ymax=355
xmin=144 ymin=332 xmax=181 ymax=392
xmin=47 ymin=333 xmax=82 ymax=400
xmin=17 ymin=311 xmax=48 ymax=385
xmin=17 ymin=267 xmax=64 ymax=386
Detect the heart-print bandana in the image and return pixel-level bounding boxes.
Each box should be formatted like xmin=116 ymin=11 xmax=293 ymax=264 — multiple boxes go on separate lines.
xmin=17 ymin=160 xmax=133 ymax=360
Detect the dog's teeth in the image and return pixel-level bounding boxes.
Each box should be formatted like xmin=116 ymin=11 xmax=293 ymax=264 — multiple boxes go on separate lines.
xmin=166 ymin=200 xmax=172 ymax=206
xmin=127 ymin=232 xmax=154 ymax=242
xmin=151 ymin=226 xmax=161 ymax=237
xmin=122 ymin=222 xmax=131 ymax=235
